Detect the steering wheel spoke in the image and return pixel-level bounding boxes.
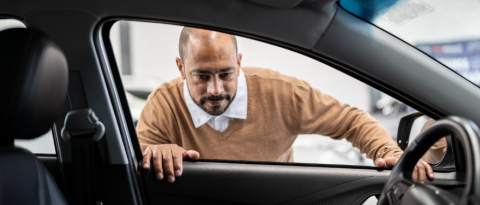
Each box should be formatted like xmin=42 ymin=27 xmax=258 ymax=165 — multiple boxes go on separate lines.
xmin=387 ymin=180 xmax=413 ymax=204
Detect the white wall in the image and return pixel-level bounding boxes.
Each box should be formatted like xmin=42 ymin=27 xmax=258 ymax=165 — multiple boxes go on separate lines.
xmin=110 ymin=22 xmax=372 ymax=112
xmin=373 ymin=0 xmax=480 ymax=44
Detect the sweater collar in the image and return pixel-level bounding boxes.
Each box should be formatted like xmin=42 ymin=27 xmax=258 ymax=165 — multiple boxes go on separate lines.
xmin=184 ymin=69 xmax=248 ymax=128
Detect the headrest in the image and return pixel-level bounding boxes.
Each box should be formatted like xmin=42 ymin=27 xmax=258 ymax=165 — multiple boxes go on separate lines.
xmin=0 ymin=28 xmax=68 ymax=144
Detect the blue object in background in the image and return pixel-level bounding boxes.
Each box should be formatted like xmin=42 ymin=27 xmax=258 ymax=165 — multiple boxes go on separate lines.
xmin=417 ymin=40 xmax=480 ymax=85
xmin=341 ymin=0 xmax=480 ymax=86
xmin=339 ymin=0 xmax=398 ymax=23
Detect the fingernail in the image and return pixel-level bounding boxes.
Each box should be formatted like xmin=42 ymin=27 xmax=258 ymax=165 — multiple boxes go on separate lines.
xmin=175 ymin=169 xmax=182 ymax=177
xmin=143 ymin=163 xmax=149 ymax=169
xmin=421 ymin=181 xmax=425 ymax=184
xmin=157 ymin=173 xmax=163 ymax=180
xmin=168 ymin=175 xmax=175 ymax=183
xmin=430 ymin=173 xmax=434 ymax=177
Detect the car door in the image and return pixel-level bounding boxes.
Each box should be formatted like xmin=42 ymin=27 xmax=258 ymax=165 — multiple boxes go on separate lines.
xmin=1 ymin=0 xmax=474 ymax=204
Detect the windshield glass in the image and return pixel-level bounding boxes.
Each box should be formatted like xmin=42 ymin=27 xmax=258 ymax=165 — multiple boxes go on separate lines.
xmin=340 ymin=0 xmax=480 ymax=86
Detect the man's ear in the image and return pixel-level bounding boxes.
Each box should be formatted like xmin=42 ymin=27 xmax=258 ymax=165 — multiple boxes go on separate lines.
xmin=237 ymin=53 xmax=242 ymax=76
xmin=176 ymin=57 xmax=186 ymax=80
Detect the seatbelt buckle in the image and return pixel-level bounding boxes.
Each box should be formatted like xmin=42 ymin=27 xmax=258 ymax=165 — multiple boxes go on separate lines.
xmin=61 ymin=108 xmax=105 ymax=143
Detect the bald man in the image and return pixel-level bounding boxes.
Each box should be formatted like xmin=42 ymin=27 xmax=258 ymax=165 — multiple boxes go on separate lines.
xmin=137 ymin=27 xmax=434 ymax=183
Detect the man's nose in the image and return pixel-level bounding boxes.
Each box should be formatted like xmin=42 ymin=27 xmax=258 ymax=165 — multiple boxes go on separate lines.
xmin=207 ymin=78 xmax=224 ymax=96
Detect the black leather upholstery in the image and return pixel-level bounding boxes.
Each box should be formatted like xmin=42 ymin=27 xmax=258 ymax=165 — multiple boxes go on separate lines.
xmin=0 ymin=28 xmax=68 ymax=143
xmin=0 ymin=28 xmax=68 ymax=205
xmin=0 ymin=148 xmax=67 ymax=205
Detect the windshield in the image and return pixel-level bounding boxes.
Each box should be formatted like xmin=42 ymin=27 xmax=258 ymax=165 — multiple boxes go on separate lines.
xmin=340 ymin=0 xmax=480 ymax=86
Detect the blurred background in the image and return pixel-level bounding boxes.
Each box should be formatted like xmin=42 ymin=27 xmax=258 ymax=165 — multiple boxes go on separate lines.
xmin=108 ymin=22 xmax=415 ymax=167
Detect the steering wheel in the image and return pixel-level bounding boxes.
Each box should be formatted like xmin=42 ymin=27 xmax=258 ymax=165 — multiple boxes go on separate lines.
xmin=377 ymin=116 xmax=480 ymax=205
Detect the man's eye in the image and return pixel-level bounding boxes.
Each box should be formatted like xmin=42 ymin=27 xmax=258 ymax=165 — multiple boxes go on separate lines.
xmin=221 ymin=73 xmax=232 ymax=78
xmin=197 ymin=75 xmax=208 ymax=79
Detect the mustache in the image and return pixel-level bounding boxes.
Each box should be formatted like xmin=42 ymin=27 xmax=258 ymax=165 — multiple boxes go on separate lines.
xmin=200 ymin=94 xmax=231 ymax=104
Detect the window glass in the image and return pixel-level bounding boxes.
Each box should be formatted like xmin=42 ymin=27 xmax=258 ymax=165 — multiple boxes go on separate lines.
xmin=110 ymin=21 xmax=424 ymax=166
xmin=340 ymin=0 xmax=480 ymax=86
xmin=15 ymin=130 xmax=56 ymax=154
xmin=0 ymin=19 xmax=56 ymax=154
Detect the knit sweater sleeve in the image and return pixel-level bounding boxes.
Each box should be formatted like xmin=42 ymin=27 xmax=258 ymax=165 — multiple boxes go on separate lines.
xmin=292 ymin=78 xmax=403 ymax=161
xmin=136 ymin=91 xmax=172 ymax=153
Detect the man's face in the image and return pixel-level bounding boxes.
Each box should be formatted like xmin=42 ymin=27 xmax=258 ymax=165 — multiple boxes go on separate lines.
xmin=176 ymin=33 xmax=242 ymax=116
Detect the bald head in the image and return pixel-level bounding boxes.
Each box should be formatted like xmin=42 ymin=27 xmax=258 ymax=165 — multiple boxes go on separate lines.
xmin=175 ymin=27 xmax=242 ymax=116
xmin=178 ymin=27 xmax=238 ymax=61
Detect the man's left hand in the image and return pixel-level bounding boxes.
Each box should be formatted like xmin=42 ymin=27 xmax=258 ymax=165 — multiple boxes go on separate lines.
xmin=375 ymin=155 xmax=434 ymax=183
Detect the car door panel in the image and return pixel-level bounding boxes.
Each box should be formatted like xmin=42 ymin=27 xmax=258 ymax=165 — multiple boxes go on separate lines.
xmin=142 ymin=161 xmax=463 ymax=205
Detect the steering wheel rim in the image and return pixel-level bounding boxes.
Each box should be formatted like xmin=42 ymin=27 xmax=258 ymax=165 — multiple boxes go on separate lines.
xmin=377 ymin=116 xmax=480 ymax=205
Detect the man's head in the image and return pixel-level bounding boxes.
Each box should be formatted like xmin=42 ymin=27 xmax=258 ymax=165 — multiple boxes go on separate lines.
xmin=176 ymin=27 xmax=242 ymax=116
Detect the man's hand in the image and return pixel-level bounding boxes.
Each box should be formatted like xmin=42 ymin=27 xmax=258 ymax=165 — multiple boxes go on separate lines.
xmin=142 ymin=144 xmax=200 ymax=183
xmin=375 ymin=155 xmax=434 ymax=183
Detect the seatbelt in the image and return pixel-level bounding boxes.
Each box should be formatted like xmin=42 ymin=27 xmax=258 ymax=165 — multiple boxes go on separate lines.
xmin=61 ymin=108 xmax=105 ymax=205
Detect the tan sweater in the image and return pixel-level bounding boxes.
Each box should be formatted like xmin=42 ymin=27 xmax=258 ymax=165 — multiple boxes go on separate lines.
xmin=421 ymin=119 xmax=447 ymax=164
xmin=137 ymin=67 xmax=403 ymax=162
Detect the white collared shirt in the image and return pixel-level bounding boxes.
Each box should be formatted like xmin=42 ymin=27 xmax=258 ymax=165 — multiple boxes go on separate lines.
xmin=183 ymin=69 xmax=248 ymax=132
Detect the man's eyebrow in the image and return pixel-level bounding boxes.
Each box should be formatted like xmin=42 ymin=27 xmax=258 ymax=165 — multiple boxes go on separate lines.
xmin=190 ymin=67 xmax=234 ymax=74
xmin=218 ymin=67 xmax=234 ymax=73
xmin=190 ymin=69 xmax=211 ymax=74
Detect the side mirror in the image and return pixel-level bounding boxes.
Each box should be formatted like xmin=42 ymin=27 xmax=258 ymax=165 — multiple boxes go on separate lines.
xmin=396 ymin=112 xmax=455 ymax=169
xmin=396 ymin=112 xmax=424 ymax=150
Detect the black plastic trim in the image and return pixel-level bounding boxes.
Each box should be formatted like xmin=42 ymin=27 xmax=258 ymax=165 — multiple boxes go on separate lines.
xmin=142 ymin=160 xmax=462 ymax=205
xmin=99 ymin=20 xmax=142 ymax=163
xmin=94 ymin=20 xmax=144 ymax=205
xmin=397 ymin=112 xmax=424 ymax=150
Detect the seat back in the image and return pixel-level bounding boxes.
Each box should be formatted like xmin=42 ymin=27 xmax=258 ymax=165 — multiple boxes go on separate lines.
xmin=0 ymin=28 xmax=69 ymax=205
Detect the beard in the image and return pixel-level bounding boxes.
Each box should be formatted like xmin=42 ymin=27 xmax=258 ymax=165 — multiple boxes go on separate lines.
xmin=192 ymin=93 xmax=236 ymax=116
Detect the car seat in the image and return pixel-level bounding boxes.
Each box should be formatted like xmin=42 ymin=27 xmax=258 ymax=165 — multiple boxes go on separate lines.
xmin=0 ymin=28 xmax=69 ymax=205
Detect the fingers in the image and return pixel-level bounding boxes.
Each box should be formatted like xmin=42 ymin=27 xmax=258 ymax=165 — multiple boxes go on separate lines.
xmin=375 ymin=158 xmax=386 ymax=167
xmin=144 ymin=144 xmax=199 ymax=183
xmin=151 ymin=145 xmax=164 ymax=180
xmin=422 ymin=160 xmax=435 ymax=180
xmin=375 ymin=157 xmax=399 ymax=168
xmin=172 ymin=145 xmax=186 ymax=177
xmin=413 ymin=164 xmax=418 ymax=181
xmin=412 ymin=160 xmax=432 ymax=183
xmin=142 ymin=146 xmax=152 ymax=169
xmin=183 ymin=150 xmax=200 ymax=160
xmin=416 ymin=161 xmax=426 ymax=183
xmin=384 ymin=155 xmax=433 ymax=183
xmin=161 ymin=145 xmax=176 ymax=183
xmin=384 ymin=157 xmax=399 ymax=168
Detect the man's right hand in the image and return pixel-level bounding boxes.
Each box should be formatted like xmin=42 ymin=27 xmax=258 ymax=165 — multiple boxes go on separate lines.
xmin=142 ymin=144 xmax=200 ymax=183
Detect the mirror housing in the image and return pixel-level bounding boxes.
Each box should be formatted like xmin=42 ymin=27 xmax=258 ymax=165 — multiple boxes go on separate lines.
xmin=396 ymin=112 xmax=424 ymax=150
xmin=396 ymin=112 xmax=455 ymax=169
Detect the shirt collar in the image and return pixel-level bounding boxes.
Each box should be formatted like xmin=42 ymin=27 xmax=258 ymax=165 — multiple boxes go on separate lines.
xmin=184 ymin=69 xmax=248 ymax=128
